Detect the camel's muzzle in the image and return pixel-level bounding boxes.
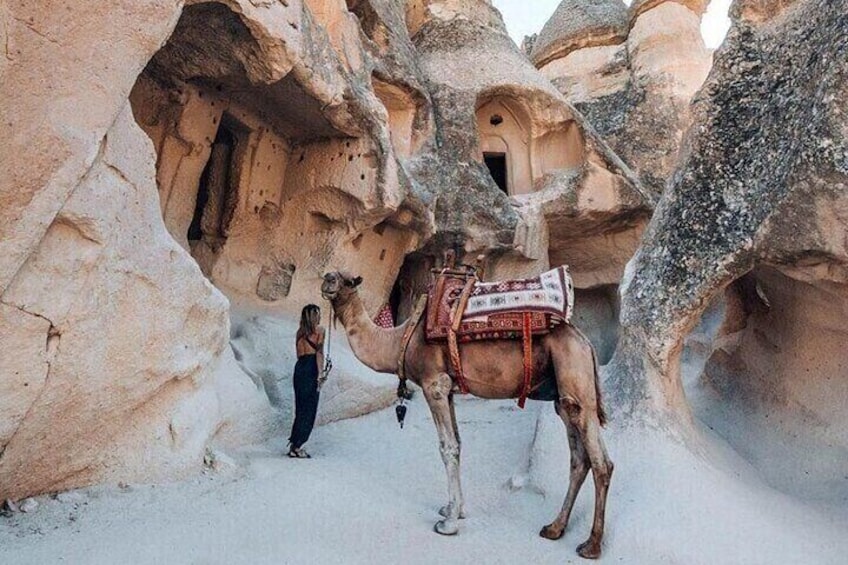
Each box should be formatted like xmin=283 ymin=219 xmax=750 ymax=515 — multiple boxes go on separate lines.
xmin=320 ymin=274 xmax=339 ymax=301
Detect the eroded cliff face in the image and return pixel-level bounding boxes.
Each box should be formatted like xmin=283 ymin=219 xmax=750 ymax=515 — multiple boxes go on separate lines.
xmin=532 ymin=0 xmax=712 ymax=196
xmin=606 ymin=0 xmax=847 ymax=498
xmin=127 ymin=1 xmax=428 ymax=317
xmin=1 ymin=0 xmax=657 ymax=500
xmin=0 ymin=0 xmax=421 ymax=500
xmin=403 ymin=0 xmax=652 ymax=367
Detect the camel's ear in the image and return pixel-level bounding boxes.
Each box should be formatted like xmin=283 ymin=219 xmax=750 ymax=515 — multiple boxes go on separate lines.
xmin=352 ymin=276 xmax=363 ymax=288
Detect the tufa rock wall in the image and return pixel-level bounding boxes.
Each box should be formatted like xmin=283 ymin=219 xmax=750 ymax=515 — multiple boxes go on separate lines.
xmin=532 ymin=0 xmax=712 ymax=196
xmin=2 ymin=0 xmax=672 ymax=500
xmin=606 ymin=0 xmax=847 ymax=497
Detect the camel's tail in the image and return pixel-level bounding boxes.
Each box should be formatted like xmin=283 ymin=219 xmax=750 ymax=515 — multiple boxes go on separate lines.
xmin=590 ymin=343 xmax=607 ymax=427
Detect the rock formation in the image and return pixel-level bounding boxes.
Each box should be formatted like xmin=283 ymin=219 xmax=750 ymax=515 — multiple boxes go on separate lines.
xmin=401 ymin=0 xmax=653 ymax=361
xmin=2 ymin=0 xmax=845 ymax=532
xmin=1 ymin=0 xmax=653 ymax=500
xmin=531 ymin=0 xmax=712 ymax=195
xmin=1 ymin=0 xmax=420 ymax=500
xmin=607 ymin=0 xmax=848 ymax=501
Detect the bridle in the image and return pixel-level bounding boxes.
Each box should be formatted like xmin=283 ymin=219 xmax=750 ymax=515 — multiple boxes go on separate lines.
xmin=320 ymin=275 xmax=357 ymax=377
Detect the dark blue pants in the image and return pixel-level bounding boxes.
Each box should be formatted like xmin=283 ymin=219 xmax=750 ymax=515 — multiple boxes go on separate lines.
xmin=289 ymin=355 xmax=320 ymax=449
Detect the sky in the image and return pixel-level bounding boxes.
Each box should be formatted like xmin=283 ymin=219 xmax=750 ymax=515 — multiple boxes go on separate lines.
xmin=491 ymin=0 xmax=732 ymax=49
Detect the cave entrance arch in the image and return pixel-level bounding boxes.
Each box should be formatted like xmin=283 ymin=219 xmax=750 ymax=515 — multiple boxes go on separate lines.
xmin=681 ymin=266 xmax=848 ymax=502
xmin=476 ymin=97 xmax=532 ymax=195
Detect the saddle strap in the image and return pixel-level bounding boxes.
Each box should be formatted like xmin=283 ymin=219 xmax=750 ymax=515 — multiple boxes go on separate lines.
xmin=518 ymin=312 xmax=533 ymax=409
xmin=398 ymin=294 xmax=428 ymax=380
xmin=427 ymin=273 xmax=448 ymax=333
xmin=448 ymin=328 xmax=466 ymax=393
xmin=452 ymin=278 xmax=477 ymax=331
xmin=447 ymin=278 xmax=476 ymax=393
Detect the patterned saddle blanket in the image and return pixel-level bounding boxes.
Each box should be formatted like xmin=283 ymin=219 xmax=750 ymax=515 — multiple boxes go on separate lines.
xmin=425 ymin=266 xmax=574 ymax=343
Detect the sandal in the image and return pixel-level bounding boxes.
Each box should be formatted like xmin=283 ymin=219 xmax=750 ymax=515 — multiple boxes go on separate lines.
xmin=287 ymin=447 xmax=311 ymax=459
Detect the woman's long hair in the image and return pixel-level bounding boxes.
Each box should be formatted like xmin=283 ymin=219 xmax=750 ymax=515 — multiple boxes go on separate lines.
xmin=297 ymin=304 xmax=321 ymax=341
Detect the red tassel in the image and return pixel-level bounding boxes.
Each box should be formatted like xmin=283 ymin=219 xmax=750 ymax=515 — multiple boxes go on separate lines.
xmin=519 ymin=312 xmax=532 ymax=409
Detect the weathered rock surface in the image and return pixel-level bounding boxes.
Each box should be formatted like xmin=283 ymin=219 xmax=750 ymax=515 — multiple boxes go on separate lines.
xmin=533 ymin=0 xmax=712 ymax=195
xmin=607 ymin=0 xmax=848 ymax=498
xmin=1 ymin=0 xmax=419 ymax=500
xmin=0 ymin=103 xmax=271 ymax=500
xmin=530 ymin=0 xmax=629 ymax=68
xmin=0 ymin=0 xmax=182 ymax=295
xmin=230 ymin=313 xmax=397 ymax=428
xmin=2 ymin=0 xmax=665 ymax=501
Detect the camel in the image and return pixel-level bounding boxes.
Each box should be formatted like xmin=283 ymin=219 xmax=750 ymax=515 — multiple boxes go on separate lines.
xmin=320 ymin=271 xmax=614 ymax=560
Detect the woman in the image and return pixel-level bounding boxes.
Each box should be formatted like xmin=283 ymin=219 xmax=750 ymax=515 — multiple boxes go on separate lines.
xmin=288 ymin=304 xmax=326 ymax=458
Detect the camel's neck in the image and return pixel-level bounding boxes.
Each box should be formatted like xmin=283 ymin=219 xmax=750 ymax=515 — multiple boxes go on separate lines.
xmin=332 ymin=292 xmax=407 ymax=374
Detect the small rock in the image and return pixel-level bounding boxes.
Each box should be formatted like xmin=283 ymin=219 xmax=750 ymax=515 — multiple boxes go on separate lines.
xmin=204 ymin=448 xmax=238 ymax=473
xmin=507 ymin=473 xmax=527 ymax=491
xmin=2 ymin=499 xmax=19 ymax=514
xmin=19 ymin=498 xmax=39 ymax=513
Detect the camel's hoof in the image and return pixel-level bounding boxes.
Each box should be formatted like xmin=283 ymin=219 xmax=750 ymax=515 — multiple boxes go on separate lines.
xmin=539 ymin=524 xmax=564 ymax=541
xmin=434 ymin=519 xmax=459 ymax=536
xmin=576 ymin=539 xmax=602 ymax=560
xmin=438 ymin=505 xmax=466 ymax=519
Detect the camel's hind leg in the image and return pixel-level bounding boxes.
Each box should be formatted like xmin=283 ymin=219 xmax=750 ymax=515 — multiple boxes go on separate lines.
xmin=540 ymin=402 xmax=589 ymax=540
xmin=563 ymin=396 xmax=613 ymax=560
xmin=423 ymin=372 xmax=464 ymax=535
xmin=550 ymin=331 xmax=614 ymax=560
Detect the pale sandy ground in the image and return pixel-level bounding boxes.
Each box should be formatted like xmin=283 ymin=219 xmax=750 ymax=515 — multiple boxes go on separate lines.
xmin=2 ymin=389 xmax=847 ymax=565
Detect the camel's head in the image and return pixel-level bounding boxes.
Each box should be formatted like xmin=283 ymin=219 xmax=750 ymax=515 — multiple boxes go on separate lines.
xmin=321 ymin=271 xmax=363 ymax=302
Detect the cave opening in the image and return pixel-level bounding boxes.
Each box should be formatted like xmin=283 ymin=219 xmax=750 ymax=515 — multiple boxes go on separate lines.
xmin=129 ymin=1 xmax=349 ymax=298
xmin=187 ymin=116 xmax=247 ymax=246
xmin=484 ymin=152 xmax=508 ymax=194
xmin=679 ymin=266 xmax=848 ymax=502
xmin=388 ymin=252 xmax=434 ymax=324
xmin=476 ymin=96 xmax=533 ymax=195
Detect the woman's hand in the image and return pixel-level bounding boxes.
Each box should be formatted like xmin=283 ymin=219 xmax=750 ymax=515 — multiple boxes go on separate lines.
xmin=318 ymin=357 xmax=332 ymax=390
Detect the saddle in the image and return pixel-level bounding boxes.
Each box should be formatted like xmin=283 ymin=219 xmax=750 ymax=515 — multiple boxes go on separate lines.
xmin=421 ymin=258 xmax=574 ymax=408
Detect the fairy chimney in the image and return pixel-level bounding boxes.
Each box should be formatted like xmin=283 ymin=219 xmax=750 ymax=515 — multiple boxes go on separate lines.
xmin=533 ymin=0 xmax=712 ymax=195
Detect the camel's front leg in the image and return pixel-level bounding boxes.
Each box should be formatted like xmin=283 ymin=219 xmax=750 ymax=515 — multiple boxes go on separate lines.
xmin=423 ymin=373 xmax=462 ymax=535
xmin=438 ymin=392 xmax=466 ymax=519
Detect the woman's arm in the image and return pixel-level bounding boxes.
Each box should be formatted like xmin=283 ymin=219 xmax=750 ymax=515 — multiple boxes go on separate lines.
xmin=316 ymin=326 xmax=326 ymax=376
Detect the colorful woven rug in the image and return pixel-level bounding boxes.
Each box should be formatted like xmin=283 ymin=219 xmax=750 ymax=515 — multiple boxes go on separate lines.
xmin=463 ymin=266 xmax=574 ymax=320
xmin=425 ymin=266 xmax=574 ymax=343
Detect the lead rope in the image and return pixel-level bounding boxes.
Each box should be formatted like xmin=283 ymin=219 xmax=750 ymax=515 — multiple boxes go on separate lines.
xmin=322 ymin=306 xmax=334 ymax=384
xmin=395 ymin=294 xmax=428 ymax=429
